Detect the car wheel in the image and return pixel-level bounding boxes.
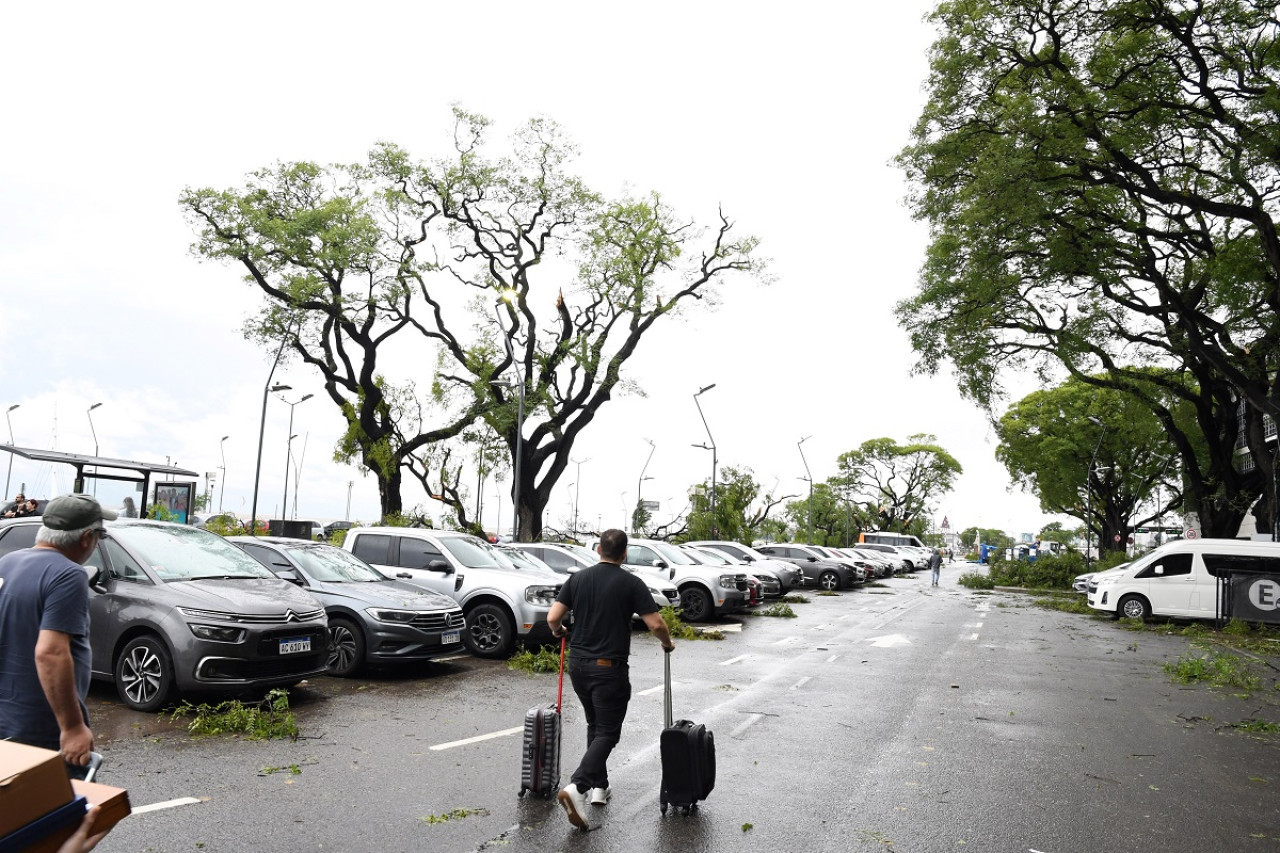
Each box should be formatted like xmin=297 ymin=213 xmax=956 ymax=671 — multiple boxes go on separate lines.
xmin=679 ymin=585 xmax=713 ymax=622
xmin=1118 ymin=595 xmax=1150 ymax=620
xmin=465 ymin=603 xmax=516 ymax=658
xmin=326 ymin=617 xmax=366 ymax=677
xmin=115 ymin=635 xmax=174 ymax=713
xmin=819 ymin=570 xmax=841 ymax=591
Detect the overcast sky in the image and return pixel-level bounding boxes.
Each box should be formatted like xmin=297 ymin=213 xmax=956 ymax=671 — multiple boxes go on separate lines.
xmin=1 ymin=1 xmax=1069 ymax=539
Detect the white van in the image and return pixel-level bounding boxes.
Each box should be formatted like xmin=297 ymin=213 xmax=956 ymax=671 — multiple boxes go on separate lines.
xmin=1087 ymin=538 xmax=1280 ymax=620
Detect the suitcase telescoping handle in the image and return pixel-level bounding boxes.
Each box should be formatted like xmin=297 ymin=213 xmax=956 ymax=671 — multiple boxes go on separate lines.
xmin=664 ymin=650 xmax=673 ymax=729
xmin=556 ymin=634 xmax=567 ymax=713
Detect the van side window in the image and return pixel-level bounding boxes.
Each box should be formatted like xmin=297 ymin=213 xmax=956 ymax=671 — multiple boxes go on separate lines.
xmin=352 ymin=534 xmax=392 ymax=565
xmin=398 ymin=538 xmax=444 ymax=569
xmin=1203 ymin=553 xmax=1280 ymax=578
xmin=1135 ymin=553 xmax=1193 ymax=578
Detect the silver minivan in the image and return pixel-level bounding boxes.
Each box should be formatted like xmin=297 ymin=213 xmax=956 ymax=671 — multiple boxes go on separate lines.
xmin=0 ymin=518 xmax=329 ymax=712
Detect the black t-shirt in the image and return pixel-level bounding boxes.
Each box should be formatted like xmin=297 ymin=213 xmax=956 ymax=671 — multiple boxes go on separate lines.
xmin=556 ymin=562 xmax=659 ymax=661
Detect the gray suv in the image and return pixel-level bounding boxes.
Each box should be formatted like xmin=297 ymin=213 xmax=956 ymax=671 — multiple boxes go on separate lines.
xmin=0 ymin=518 xmax=329 ymax=712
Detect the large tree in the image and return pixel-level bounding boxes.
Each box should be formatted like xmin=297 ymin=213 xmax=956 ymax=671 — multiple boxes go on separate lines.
xmin=897 ymin=0 xmax=1280 ymax=535
xmin=184 ymin=110 xmax=764 ymax=538
xmin=835 ymin=435 xmax=963 ymax=536
xmin=682 ymin=466 xmax=794 ymax=544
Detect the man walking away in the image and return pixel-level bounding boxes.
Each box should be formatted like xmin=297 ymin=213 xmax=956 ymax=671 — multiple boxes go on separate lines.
xmin=547 ymin=528 xmax=674 ymax=830
xmin=0 ymin=493 xmax=116 ymax=776
xmin=929 ymin=547 xmax=942 ymax=587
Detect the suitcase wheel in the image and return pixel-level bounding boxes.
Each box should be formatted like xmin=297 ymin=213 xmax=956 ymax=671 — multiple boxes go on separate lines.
xmin=660 ymin=801 xmax=668 ymax=815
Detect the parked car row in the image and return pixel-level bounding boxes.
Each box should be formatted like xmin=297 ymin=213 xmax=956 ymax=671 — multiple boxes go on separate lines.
xmin=752 ymin=542 xmax=920 ymax=591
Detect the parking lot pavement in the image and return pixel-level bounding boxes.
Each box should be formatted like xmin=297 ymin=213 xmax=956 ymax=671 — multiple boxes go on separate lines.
xmin=82 ymin=571 xmax=1280 ymax=852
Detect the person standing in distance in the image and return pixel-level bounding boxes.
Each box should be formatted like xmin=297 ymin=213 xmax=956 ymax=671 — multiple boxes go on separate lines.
xmin=0 ymin=493 xmax=116 ymax=776
xmin=928 ymin=547 xmax=942 ymax=587
xmin=547 ymin=528 xmax=674 ymax=830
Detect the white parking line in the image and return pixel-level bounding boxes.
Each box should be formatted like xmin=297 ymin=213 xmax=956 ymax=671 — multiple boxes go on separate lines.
xmin=719 ymin=654 xmax=749 ymax=666
xmin=826 ymin=654 xmax=839 ymax=663
xmin=963 ymin=622 xmax=984 ymax=629
xmin=967 ymin=633 xmax=979 ymax=640
xmin=772 ymin=636 xmax=800 ymax=646
xmin=428 ymin=726 xmax=523 ymax=751
xmin=130 ymin=797 xmax=202 ymax=815
xmin=638 ymin=684 xmax=664 ymax=696
xmin=790 ymin=676 xmax=811 ymax=690
xmin=434 ymin=654 xmax=471 ymax=662
xmin=730 ymin=714 xmax=763 ymax=737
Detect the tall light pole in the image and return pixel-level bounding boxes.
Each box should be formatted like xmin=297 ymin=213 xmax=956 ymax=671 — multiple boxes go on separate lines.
xmin=1085 ymin=415 xmax=1107 ymax=569
xmin=572 ymin=457 xmax=589 ymax=539
xmin=798 ymin=435 xmax=813 ymax=544
xmin=87 ymin=403 xmax=102 ymax=456
xmin=218 ymin=436 xmax=229 ymax=513
xmin=693 ymin=384 xmax=718 ymax=537
xmin=494 ymin=292 xmax=524 ymax=541
xmin=636 ymin=438 xmax=656 ymax=534
xmin=250 ymin=383 xmax=290 ymax=537
xmin=280 ymin=393 xmax=313 ymax=520
xmin=4 ymin=404 xmax=17 ymax=499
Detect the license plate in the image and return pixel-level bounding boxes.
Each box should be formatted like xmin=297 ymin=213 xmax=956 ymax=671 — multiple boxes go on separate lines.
xmin=279 ymin=637 xmax=312 ymax=654
xmin=441 ymin=629 xmax=461 ymax=645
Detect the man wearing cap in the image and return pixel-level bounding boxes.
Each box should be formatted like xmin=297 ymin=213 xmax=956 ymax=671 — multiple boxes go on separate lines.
xmin=0 ymin=493 xmax=116 ymax=773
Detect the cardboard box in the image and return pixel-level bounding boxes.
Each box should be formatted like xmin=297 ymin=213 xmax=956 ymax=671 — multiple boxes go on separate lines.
xmin=23 ymin=781 xmax=132 ymax=853
xmin=0 ymin=741 xmax=75 ymax=838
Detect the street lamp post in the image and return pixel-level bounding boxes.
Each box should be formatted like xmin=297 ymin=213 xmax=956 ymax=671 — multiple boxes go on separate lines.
xmin=798 ymin=436 xmax=813 ymax=544
xmin=4 ymin=404 xmax=17 ymax=499
xmin=1085 ymin=415 xmax=1107 ymax=570
xmin=572 ymin=457 xmax=588 ymax=539
xmin=218 ymin=436 xmax=229 ymax=513
xmin=636 ymin=438 xmax=656 ymax=534
xmin=692 ymin=384 xmax=717 ymax=537
xmin=250 ymin=383 xmax=291 ymax=537
xmin=280 ymin=394 xmax=313 ymax=521
xmin=87 ymin=403 xmax=102 ymax=456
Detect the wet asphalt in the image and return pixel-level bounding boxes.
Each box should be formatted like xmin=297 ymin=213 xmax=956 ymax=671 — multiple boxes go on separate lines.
xmin=81 ymin=563 xmax=1280 ymax=853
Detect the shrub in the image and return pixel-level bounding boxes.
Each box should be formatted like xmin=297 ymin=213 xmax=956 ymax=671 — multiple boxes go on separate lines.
xmin=168 ymin=688 xmax=298 ymax=739
xmin=508 ymin=645 xmax=568 ymax=673
xmin=988 ymin=552 xmax=1084 ymax=591
xmin=747 ymin=603 xmax=797 ymax=618
xmin=958 ymin=571 xmax=995 ymax=590
xmin=660 ymin=606 xmax=724 ymax=640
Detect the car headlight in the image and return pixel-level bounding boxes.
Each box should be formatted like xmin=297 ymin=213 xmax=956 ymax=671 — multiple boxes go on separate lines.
xmin=367 ymin=608 xmax=418 ymax=624
xmin=718 ymin=574 xmax=737 ymax=588
xmin=188 ymin=624 xmax=247 ymax=643
xmin=525 ymin=585 xmax=559 ymax=606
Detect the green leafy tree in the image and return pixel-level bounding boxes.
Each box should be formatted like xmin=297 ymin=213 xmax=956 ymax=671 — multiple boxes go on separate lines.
xmin=995 ymin=379 xmax=1186 ymax=558
xmin=835 ymin=435 xmax=962 ymax=537
xmin=683 ymin=467 xmax=793 ymax=543
xmin=897 ymin=0 xmax=1279 ymax=537
xmin=958 ymin=526 xmax=1015 ymax=551
xmin=184 ymin=109 xmax=765 ymax=539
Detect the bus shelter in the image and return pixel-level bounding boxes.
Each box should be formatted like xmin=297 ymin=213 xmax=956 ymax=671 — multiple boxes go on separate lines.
xmin=0 ymin=445 xmax=198 ymax=521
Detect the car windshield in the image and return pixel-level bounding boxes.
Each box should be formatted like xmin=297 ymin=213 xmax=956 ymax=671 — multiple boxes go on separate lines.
xmin=440 ymin=535 xmax=516 ymax=569
xmin=649 ymin=541 xmax=698 ymax=565
xmin=288 ymin=546 xmax=384 ymax=583
xmin=501 ymin=547 xmax=553 ymax=572
xmin=685 ymin=546 xmax=731 ymax=566
xmin=562 ymin=544 xmax=598 ymax=564
xmin=113 ymin=523 xmax=276 ymax=582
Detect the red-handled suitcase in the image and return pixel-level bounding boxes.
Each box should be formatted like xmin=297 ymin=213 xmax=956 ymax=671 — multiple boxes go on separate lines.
xmin=659 ymin=652 xmax=715 ymax=814
xmin=518 ymin=637 xmax=566 ymax=798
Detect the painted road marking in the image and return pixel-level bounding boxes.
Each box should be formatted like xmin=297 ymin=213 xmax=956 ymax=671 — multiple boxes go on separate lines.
xmin=719 ymin=654 xmax=749 ymax=666
xmin=866 ymin=634 xmax=911 ymax=648
xmin=730 ymin=714 xmax=763 ymax=737
xmin=130 ymin=797 xmax=202 ymax=815
xmin=434 ymin=654 xmax=471 ymax=662
xmin=963 ymin=622 xmax=984 ymax=629
xmin=967 ymin=633 xmax=980 ymax=640
xmin=826 ymin=654 xmax=839 ymax=663
xmin=429 ymin=726 xmax=523 ymax=751
xmin=790 ymin=676 xmax=811 ymax=690
xmin=773 ymin=636 xmax=801 ymax=646
xmin=638 ymin=684 xmax=664 ymax=696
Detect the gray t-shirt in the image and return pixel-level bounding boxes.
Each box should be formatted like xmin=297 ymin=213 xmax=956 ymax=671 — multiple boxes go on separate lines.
xmin=0 ymin=547 xmax=92 ymax=749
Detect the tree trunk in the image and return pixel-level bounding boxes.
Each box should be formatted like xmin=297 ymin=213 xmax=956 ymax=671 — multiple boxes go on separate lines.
xmin=377 ymin=465 xmax=403 ymax=521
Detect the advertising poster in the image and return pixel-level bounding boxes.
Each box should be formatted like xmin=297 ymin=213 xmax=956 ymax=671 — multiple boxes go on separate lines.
xmin=154 ymin=482 xmax=193 ymax=524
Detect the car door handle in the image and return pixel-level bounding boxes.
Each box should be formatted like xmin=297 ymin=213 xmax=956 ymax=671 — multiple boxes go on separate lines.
xmin=397 ymin=572 xmax=411 ymax=579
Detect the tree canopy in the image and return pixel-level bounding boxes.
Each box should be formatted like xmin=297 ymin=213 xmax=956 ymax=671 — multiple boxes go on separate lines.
xmin=834 ymin=435 xmax=963 ymax=537
xmin=183 ymin=109 xmax=765 ymax=539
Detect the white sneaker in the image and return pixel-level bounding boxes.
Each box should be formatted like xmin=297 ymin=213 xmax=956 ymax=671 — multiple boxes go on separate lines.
xmin=589 ymin=786 xmax=611 ymax=806
xmin=557 ymin=783 xmax=590 ymax=829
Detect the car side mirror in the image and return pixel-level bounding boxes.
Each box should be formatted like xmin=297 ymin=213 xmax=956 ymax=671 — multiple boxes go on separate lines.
xmin=807 ymin=556 xmax=817 ymax=562
xmin=652 ymin=560 xmax=668 ymax=569
xmin=1154 ymin=565 xmax=1164 ymax=575
xmin=429 ymin=559 xmax=453 ymax=573
xmin=743 ymin=555 xmax=755 ymax=562
xmin=83 ymin=564 xmax=103 ymax=587
xmin=276 ymin=569 xmax=304 ymax=586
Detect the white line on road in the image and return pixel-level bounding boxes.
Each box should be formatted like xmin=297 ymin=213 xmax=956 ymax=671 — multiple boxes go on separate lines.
xmin=773 ymin=636 xmax=800 ymax=646
xmin=963 ymin=623 xmax=984 ymax=629
xmin=638 ymin=684 xmax=664 ymax=696
xmin=130 ymin=797 xmax=202 ymax=815
xmin=429 ymin=726 xmax=523 ymax=751
xmin=719 ymin=654 xmax=749 ymax=666
xmin=433 ymin=654 xmax=471 ymax=662
xmin=790 ymin=676 xmax=811 ymax=690
xmin=730 ymin=714 xmax=763 ymax=737
xmin=826 ymin=654 xmax=839 ymax=663
xmin=967 ymin=633 xmax=980 ymax=640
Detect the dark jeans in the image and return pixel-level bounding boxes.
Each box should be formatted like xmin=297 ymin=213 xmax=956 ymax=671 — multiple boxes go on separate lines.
xmin=568 ymin=658 xmax=632 ymax=791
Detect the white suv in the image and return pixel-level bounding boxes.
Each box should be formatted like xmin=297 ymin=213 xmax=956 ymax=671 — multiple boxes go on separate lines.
xmin=621 ymin=537 xmax=749 ymax=622
xmin=687 ymin=540 xmax=806 ymax=591
xmin=343 ymin=527 xmax=562 ymax=658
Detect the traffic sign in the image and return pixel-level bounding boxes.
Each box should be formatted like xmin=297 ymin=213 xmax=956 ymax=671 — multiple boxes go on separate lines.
xmin=1185 ymin=528 xmax=1199 ymax=540
xmin=1113 ymin=534 xmax=1122 ymax=543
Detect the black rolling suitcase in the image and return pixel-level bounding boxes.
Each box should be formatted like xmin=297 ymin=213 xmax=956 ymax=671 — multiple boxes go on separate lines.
xmin=659 ymin=652 xmax=716 ymax=814
xmin=518 ymin=636 xmax=566 ymax=798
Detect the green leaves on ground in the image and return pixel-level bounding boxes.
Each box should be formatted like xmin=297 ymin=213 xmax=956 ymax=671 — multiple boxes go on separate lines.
xmin=168 ymin=688 xmax=298 ymax=740
xmin=421 ymin=808 xmax=490 ymax=825
xmin=660 ymin=606 xmax=724 ymax=640
xmin=507 ymin=645 xmax=568 ymax=673
xmin=747 ymin=603 xmax=797 ymax=618
xmin=957 ymin=571 xmax=995 ymax=590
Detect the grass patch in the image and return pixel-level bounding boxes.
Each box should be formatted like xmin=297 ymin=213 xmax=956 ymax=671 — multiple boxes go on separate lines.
xmin=1031 ymin=594 xmax=1097 ymax=616
xmin=660 ymin=606 xmax=724 ymax=640
xmin=421 ymin=807 xmax=490 ymax=825
xmin=258 ymin=764 xmax=302 ymax=776
xmin=817 ymin=590 xmax=839 ymax=597
xmin=958 ymin=571 xmax=995 ymax=590
xmin=1164 ymin=651 xmax=1262 ymax=693
xmin=507 ymin=645 xmax=567 ymax=673
xmin=747 ymin=603 xmax=797 ymax=618
xmin=1227 ymin=719 xmax=1280 ymax=734
xmin=779 ymin=594 xmax=810 ymax=604
xmin=168 ymin=688 xmax=298 ymax=740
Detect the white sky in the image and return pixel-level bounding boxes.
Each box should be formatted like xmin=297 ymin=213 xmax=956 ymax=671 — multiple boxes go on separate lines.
xmin=0 ymin=1 xmax=1069 ymax=539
